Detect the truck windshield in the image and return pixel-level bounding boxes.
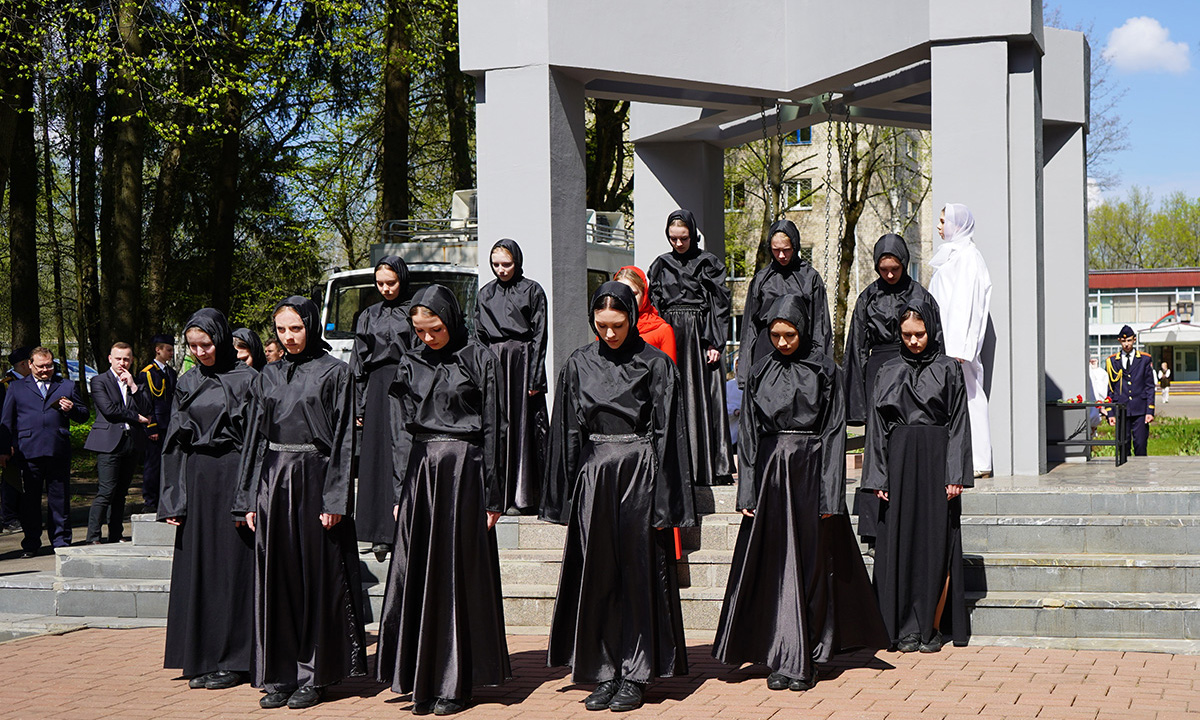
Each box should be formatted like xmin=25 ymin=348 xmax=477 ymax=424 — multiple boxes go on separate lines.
xmin=325 ymin=270 xmax=479 ymax=339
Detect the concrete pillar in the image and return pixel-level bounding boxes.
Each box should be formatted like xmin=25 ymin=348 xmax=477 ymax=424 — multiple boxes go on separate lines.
xmin=932 ymin=39 xmax=1047 ymax=477
xmin=632 ymin=139 xmax=726 ymax=271
xmin=475 ymin=65 xmax=588 ymax=381
xmin=1043 ymin=124 xmax=1089 ymax=460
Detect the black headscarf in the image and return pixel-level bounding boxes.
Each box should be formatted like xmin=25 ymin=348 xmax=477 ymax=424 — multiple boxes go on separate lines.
xmin=767 ymin=219 xmax=803 ymax=271
xmin=900 ymin=295 xmax=942 ymax=362
xmin=184 ymin=308 xmax=239 ymax=374
xmin=665 ymin=209 xmax=702 ymax=261
xmin=409 ymin=284 xmax=469 ymax=353
xmin=764 ymin=294 xmax=811 ymax=361
xmin=273 ymin=295 xmax=331 ymax=362
xmin=873 ymin=233 xmax=913 ymax=293
xmin=375 ymin=255 xmax=410 ymax=307
xmin=589 ymin=281 xmax=642 ymax=351
xmin=232 ymin=327 xmax=268 ymax=371
xmin=490 ymin=238 xmax=524 ymax=283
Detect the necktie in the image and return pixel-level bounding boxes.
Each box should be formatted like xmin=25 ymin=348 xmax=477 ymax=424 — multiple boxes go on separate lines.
xmin=38 ymin=382 xmax=47 ymax=398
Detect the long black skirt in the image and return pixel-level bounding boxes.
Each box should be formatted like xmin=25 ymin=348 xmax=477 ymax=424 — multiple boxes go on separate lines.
xmin=164 ymin=449 xmax=255 ymax=676
xmin=376 ymin=438 xmax=510 ymax=702
xmin=548 ymin=435 xmax=688 ymax=684
xmin=854 ymin=345 xmax=899 ymax=541
xmin=356 ymin=363 xmax=403 ymax=545
xmin=713 ymin=434 xmax=886 ymax=679
xmin=873 ymin=425 xmax=969 ymax=646
xmin=253 ymin=448 xmax=368 ymax=692
xmin=661 ymin=306 xmax=733 ymax=486
xmin=490 ymin=339 xmax=547 ymax=513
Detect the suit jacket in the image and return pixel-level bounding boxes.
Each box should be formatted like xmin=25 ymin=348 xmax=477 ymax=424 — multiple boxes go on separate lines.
xmin=84 ymin=371 xmax=152 ymax=453
xmin=0 ymin=375 xmax=89 ymax=461
xmin=1105 ymin=351 xmax=1156 ymax=417
xmin=136 ymin=361 xmax=176 ymax=436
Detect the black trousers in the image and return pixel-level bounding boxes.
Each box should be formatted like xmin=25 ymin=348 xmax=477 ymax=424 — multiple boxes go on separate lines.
xmin=1 ymin=464 xmax=20 ymax=525
xmin=88 ymin=434 xmax=137 ymax=542
xmin=142 ymin=435 xmax=163 ymax=510
xmin=1119 ymin=415 xmax=1150 ymax=457
xmin=19 ymin=456 xmax=72 ymax=552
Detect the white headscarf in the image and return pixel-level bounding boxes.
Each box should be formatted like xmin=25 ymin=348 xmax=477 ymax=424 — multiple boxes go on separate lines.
xmin=929 ymin=203 xmax=975 ymax=269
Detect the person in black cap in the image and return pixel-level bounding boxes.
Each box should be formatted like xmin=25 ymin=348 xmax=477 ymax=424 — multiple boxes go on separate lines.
xmin=1104 ymin=325 xmax=1156 ymax=456
xmin=0 ymin=347 xmax=33 ymax=533
xmin=137 ymin=334 xmax=177 ymax=513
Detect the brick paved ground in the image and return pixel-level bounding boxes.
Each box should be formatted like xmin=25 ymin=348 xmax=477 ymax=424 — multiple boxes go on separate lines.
xmin=1 ymin=630 xmax=1198 ymax=719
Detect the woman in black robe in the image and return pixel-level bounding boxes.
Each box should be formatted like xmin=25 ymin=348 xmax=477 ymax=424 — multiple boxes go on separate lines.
xmin=376 ymin=284 xmax=510 ymax=716
xmin=648 ymin=209 xmax=734 ymax=486
xmin=232 ymin=327 xmax=268 ymax=370
xmin=861 ymin=297 xmax=972 ymax=653
xmin=736 ymin=219 xmax=831 ymax=389
xmin=160 ymin=309 xmax=257 ymax=690
xmin=351 ymin=255 xmax=415 ymax=557
xmin=843 ymin=234 xmax=941 ymax=546
xmin=233 ymin=296 xmax=367 ymax=710
xmin=542 ymin=282 xmax=695 ymax=713
xmin=714 ymin=295 xmax=886 ymax=691
xmin=475 ymin=238 xmax=548 ymax=515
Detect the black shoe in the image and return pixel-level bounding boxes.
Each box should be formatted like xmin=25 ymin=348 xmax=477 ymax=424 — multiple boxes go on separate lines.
xmin=412 ymin=700 xmax=435 ymax=716
xmin=919 ymin=635 xmax=944 ymax=653
xmin=766 ymin=672 xmax=790 ymax=691
xmin=372 ymin=543 xmax=391 ymax=562
xmin=608 ymin=680 xmax=645 ymax=712
xmin=287 ymin=686 xmax=323 ymax=709
xmin=584 ymin=680 xmax=620 ymax=710
xmin=261 ymin=691 xmax=292 ymax=709
xmin=896 ymin=634 xmax=920 ymax=653
xmin=433 ymin=698 xmax=468 ymax=715
xmin=189 ymin=672 xmax=216 ymax=689
xmin=504 ymin=506 xmax=522 ymax=516
xmin=19 ymin=550 xmax=36 ymax=559
xmin=788 ymin=669 xmax=818 ymax=692
xmin=205 ymin=671 xmax=244 ymax=689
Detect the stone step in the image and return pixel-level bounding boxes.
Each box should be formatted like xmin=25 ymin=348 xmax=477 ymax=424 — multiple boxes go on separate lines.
xmin=131 ymin=514 xmax=175 ymax=547
xmin=0 ymin=572 xmax=170 ymax=619
xmin=961 ymin=515 xmax=1200 ymax=554
xmin=968 ymin=591 xmax=1200 ymax=641
xmin=56 ymin=545 xmax=175 ymax=580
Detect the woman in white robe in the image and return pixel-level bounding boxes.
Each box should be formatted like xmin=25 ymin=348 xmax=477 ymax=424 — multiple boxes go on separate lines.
xmin=928 ymin=203 xmax=993 ymax=477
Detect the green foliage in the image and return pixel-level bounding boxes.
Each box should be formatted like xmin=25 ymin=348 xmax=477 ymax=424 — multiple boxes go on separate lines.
xmin=1089 ymin=187 xmax=1200 ymax=269
xmin=1091 ymin=415 xmax=1200 ymax=456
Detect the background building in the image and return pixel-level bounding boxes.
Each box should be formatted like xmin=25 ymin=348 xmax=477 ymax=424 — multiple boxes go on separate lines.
xmin=1089 ymin=268 xmax=1200 ymax=379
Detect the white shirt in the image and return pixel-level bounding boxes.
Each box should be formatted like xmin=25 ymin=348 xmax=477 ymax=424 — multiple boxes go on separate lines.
xmin=111 ymin=368 xmax=130 ymax=430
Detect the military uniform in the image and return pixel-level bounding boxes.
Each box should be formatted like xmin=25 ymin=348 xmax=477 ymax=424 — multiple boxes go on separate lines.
xmin=136 ymin=343 xmax=177 ymax=514
xmin=1105 ymin=345 xmax=1156 ymax=457
xmin=0 ymin=368 xmax=25 ymax=530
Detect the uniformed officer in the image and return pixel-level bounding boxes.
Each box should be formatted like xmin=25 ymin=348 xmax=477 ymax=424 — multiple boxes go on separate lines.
xmin=137 ymin=334 xmax=177 ymax=514
xmin=1105 ymin=325 xmax=1156 ymax=457
xmin=0 ymin=348 xmax=32 ymax=533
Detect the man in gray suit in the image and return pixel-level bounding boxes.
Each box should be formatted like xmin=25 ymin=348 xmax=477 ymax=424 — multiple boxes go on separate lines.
xmin=84 ymin=342 xmax=152 ymax=544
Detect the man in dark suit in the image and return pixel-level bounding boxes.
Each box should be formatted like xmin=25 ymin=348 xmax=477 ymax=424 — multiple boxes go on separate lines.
xmin=84 ymin=342 xmax=152 ymax=544
xmin=0 ymin=347 xmax=89 ymax=557
xmin=0 ymin=347 xmax=32 ymax=534
xmin=1105 ymin=324 xmax=1156 ymax=457
xmin=136 ymin=334 xmax=176 ymax=514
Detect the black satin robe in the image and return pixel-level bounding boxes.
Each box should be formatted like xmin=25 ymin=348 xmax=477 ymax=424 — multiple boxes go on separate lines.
xmin=714 ymin=319 xmax=885 ymax=680
xmin=233 ymin=350 xmax=367 ymax=692
xmin=737 ymin=263 xmax=832 ymax=388
xmin=351 ymin=299 xmax=414 ymax=545
xmin=542 ymin=337 xmax=695 ymax=684
xmin=376 ymin=338 xmax=510 ymax=702
xmin=475 ymin=273 xmax=548 ymax=512
xmin=160 ymin=338 xmax=257 ymax=678
xmin=648 ymin=249 xmax=734 ymax=485
xmin=861 ymin=336 xmax=973 ymax=647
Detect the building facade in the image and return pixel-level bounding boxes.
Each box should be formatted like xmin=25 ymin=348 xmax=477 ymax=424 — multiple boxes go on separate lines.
xmin=1089 ymin=268 xmax=1200 ymax=380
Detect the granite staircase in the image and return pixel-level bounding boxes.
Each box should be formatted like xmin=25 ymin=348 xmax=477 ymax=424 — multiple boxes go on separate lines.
xmin=2 ymin=472 xmax=1198 ymax=652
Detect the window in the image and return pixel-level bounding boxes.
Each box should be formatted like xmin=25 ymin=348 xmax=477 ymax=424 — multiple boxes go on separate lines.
xmin=783 ymin=127 xmax=812 ymax=146
xmin=786 ymin=178 xmax=814 ymax=210
xmin=725 ymin=181 xmax=746 ymax=211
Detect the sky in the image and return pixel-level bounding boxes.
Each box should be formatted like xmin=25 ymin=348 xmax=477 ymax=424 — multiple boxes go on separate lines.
xmin=1051 ymin=1 xmax=1199 ymax=204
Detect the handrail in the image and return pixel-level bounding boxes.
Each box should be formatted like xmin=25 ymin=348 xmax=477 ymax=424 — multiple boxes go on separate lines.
xmin=381 ymin=217 xmax=633 ymax=249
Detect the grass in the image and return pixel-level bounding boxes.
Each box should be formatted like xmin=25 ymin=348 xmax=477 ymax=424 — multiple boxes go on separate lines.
xmin=1091 ymin=415 xmax=1200 ymax=457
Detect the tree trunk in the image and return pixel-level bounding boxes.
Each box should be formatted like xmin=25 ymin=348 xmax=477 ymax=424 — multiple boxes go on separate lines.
xmin=586 ymin=99 xmax=630 ymax=212
xmin=441 ymin=8 xmax=473 ymax=191
xmin=99 ymin=0 xmax=145 ymax=350
xmin=145 ymin=139 xmax=183 ymax=338
xmin=9 ymin=75 xmax=40 ymax=348
xmin=381 ymin=0 xmax=411 ymax=222
xmin=74 ymin=49 xmax=102 ymax=380
xmin=209 ymin=0 xmax=246 ymax=316
xmin=39 ymin=73 xmax=69 ymax=366
xmin=754 ymin=134 xmax=785 ymax=273
xmin=0 ymin=0 xmax=35 ymax=211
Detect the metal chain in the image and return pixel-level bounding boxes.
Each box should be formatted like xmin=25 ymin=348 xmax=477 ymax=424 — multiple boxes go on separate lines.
xmin=823 ymin=95 xmax=835 ymax=278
